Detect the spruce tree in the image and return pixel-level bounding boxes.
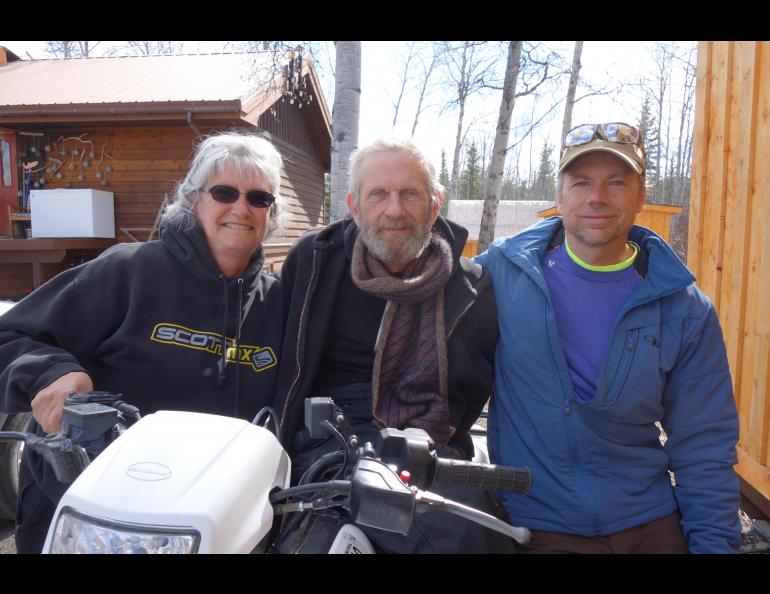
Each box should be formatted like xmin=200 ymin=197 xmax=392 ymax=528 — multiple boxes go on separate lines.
xmin=462 ymin=141 xmax=483 ymax=200
xmin=439 ymin=149 xmax=451 ymax=193
xmin=638 ymin=92 xmax=660 ymax=198
xmin=533 ymin=142 xmax=556 ymax=201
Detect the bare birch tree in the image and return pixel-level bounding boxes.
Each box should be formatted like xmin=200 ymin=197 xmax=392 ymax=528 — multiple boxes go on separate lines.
xmin=439 ymin=41 xmax=500 ymax=211
xmin=560 ymin=41 xmax=584 ymax=143
xmin=330 ymin=41 xmax=361 ymax=222
xmin=478 ymin=41 xmax=523 ymax=253
xmin=411 ymin=43 xmax=442 ymax=136
xmin=650 ymin=42 xmax=674 ymax=200
xmin=391 ymin=42 xmax=417 ymax=128
xmin=673 ymin=42 xmax=697 ymax=205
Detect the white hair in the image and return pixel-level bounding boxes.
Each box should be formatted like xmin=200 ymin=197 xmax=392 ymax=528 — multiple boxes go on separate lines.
xmin=348 ymin=137 xmax=443 ymax=205
xmin=162 ymin=131 xmax=289 ymax=239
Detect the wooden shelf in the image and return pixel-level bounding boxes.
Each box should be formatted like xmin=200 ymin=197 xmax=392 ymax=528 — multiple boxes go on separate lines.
xmin=0 ymin=237 xmax=116 ymax=289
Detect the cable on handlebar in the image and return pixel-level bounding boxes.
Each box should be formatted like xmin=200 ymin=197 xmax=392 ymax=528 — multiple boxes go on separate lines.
xmin=252 ymin=406 xmax=281 ymax=440
xmin=319 ymin=419 xmax=348 ymax=475
xmin=299 ymin=450 xmax=346 ymax=485
xmin=269 ymin=480 xmax=351 ymax=504
xmin=115 ymin=402 xmax=141 ymax=427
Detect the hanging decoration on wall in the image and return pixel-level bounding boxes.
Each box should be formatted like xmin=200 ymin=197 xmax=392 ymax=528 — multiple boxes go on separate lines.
xmin=280 ymin=46 xmax=314 ymax=111
xmin=94 ymin=143 xmax=114 ymax=187
xmin=15 ymin=131 xmax=114 ymax=207
xmin=58 ymin=134 xmax=95 ymax=185
xmin=47 ymin=158 xmax=64 ymax=179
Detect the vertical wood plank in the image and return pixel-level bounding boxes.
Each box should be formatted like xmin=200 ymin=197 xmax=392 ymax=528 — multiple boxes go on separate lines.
xmin=696 ymin=41 xmax=770 ymax=496
xmin=652 ymin=212 xmax=668 ymax=241
xmin=721 ymin=42 xmax=758 ymax=417
xmin=699 ymin=42 xmax=733 ymax=314
xmin=745 ymin=43 xmax=770 ymax=464
xmin=688 ymin=41 xmax=713 ymax=279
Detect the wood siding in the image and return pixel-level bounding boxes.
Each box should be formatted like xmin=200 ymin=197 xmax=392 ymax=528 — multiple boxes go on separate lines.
xmin=23 ymin=125 xmax=201 ymax=240
xmin=689 ymin=41 xmax=770 ymax=505
xmin=258 ymin=95 xmax=323 ymax=162
xmin=270 ymin=134 xmax=325 ymax=241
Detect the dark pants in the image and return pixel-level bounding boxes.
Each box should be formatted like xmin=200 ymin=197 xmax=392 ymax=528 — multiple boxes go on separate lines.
xmin=287 ymin=383 xmax=518 ymax=554
xmin=520 ymin=512 xmax=689 ymax=554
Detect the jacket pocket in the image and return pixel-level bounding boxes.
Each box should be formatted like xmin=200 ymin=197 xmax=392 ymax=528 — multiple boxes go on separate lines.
xmin=600 ymin=328 xmax=640 ymax=409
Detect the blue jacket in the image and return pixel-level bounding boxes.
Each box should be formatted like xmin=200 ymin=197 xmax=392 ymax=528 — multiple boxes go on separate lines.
xmin=474 ymin=217 xmax=740 ymax=553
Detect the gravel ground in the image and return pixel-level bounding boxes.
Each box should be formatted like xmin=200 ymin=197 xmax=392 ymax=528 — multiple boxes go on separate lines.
xmin=739 ymin=506 xmax=770 ymax=554
xmin=0 ymin=537 xmax=13 ymax=554
xmin=0 ymin=521 xmax=15 ymax=554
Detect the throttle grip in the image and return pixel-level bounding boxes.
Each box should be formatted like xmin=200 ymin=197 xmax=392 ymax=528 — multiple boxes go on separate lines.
xmin=433 ymin=459 xmax=532 ymax=494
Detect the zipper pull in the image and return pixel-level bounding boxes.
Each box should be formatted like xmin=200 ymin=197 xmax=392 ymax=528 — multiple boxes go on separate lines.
xmin=564 ymin=400 xmax=571 ymax=415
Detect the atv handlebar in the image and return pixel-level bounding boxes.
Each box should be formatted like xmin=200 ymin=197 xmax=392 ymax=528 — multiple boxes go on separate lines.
xmin=268 ymin=397 xmax=533 ymax=544
xmin=0 ymin=392 xmax=140 ymax=483
xmin=433 ymin=458 xmax=532 ymax=494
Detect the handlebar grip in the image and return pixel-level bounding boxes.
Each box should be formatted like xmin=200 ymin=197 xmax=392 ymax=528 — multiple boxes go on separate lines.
xmin=30 ymin=435 xmax=90 ymax=483
xmin=433 ymin=459 xmax=532 ymax=494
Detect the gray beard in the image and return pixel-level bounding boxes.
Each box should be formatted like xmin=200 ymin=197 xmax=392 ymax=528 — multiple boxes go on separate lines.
xmin=358 ymin=217 xmax=433 ymax=266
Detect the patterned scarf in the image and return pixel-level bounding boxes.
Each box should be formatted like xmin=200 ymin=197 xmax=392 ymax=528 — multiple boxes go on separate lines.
xmin=351 ymin=229 xmax=455 ymax=445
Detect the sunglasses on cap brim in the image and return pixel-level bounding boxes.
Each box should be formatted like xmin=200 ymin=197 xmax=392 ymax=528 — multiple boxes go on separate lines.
xmin=562 ymin=122 xmax=644 ymax=154
xmin=203 ymin=185 xmax=276 ymax=209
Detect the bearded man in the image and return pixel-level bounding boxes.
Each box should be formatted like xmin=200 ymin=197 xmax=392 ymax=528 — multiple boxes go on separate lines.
xmin=273 ymin=137 xmax=515 ymax=554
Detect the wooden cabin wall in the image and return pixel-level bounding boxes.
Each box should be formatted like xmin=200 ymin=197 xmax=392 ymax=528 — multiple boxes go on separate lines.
xmin=688 ymin=41 xmax=770 ymax=506
xmin=31 ymin=123 xmax=325 ymax=244
xmin=28 ymin=124 xmax=201 ymax=241
xmin=271 ymin=135 xmax=325 ymax=241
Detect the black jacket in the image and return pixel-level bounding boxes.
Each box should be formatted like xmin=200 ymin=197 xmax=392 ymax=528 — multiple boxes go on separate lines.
xmin=0 ymin=222 xmax=283 ymax=421
xmin=274 ymin=216 xmax=498 ymax=459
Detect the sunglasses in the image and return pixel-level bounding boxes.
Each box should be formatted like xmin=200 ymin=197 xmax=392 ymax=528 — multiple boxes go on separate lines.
xmin=203 ymin=185 xmax=276 ymax=209
xmin=562 ymin=122 xmax=644 ymax=154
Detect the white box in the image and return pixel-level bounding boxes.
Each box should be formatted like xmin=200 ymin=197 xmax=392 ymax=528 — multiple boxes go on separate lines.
xmin=30 ymin=189 xmax=115 ymax=238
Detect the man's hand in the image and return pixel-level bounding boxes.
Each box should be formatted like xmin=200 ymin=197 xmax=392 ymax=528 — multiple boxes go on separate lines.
xmin=31 ymin=371 xmax=94 ymax=433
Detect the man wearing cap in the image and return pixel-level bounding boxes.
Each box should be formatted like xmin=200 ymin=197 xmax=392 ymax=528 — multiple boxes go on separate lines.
xmin=474 ymin=122 xmax=741 ymax=553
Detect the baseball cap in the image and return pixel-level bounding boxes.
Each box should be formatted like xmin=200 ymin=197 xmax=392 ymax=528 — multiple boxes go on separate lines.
xmin=559 ymin=123 xmax=646 ymax=175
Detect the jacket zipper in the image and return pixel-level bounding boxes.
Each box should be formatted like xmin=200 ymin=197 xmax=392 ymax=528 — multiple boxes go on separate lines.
xmin=446 ymin=276 xmax=478 ymax=341
xmin=446 ymin=299 xmax=474 ymax=341
xmin=563 ymin=398 xmax=601 ymax=534
xmin=543 ymin=293 xmax=602 ymax=535
xmin=599 ymin=328 xmax=640 ymax=407
xmin=280 ymin=246 xmax=320 ymax=435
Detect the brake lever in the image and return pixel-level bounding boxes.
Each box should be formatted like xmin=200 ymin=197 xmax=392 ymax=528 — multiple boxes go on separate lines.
xmin=414 ymin=489 xmax=531 ymax=544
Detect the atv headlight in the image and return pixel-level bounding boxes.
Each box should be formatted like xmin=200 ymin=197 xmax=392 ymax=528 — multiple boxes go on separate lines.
xmin=48 ymin=507 xmax=200 ymax=554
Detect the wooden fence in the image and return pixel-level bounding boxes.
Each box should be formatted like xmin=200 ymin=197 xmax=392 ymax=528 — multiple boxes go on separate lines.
xmin=537 ymin=204 xmax=682 ymax=241
xmin=689 ymin=40 xmax=770 ymax=511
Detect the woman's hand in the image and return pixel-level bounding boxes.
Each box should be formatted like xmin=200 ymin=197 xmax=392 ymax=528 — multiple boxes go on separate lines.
xmin=31 ymin=371 xmax=94 ymax=433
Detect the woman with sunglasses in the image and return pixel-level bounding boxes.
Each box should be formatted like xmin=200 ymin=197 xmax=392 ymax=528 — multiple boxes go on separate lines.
xmin=0 ymin=131 xmax=287 ymax=553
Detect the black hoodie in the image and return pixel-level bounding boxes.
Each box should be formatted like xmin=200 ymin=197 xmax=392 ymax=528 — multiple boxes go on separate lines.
xmin=0 ymin=222 xmax=283 ymax=421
